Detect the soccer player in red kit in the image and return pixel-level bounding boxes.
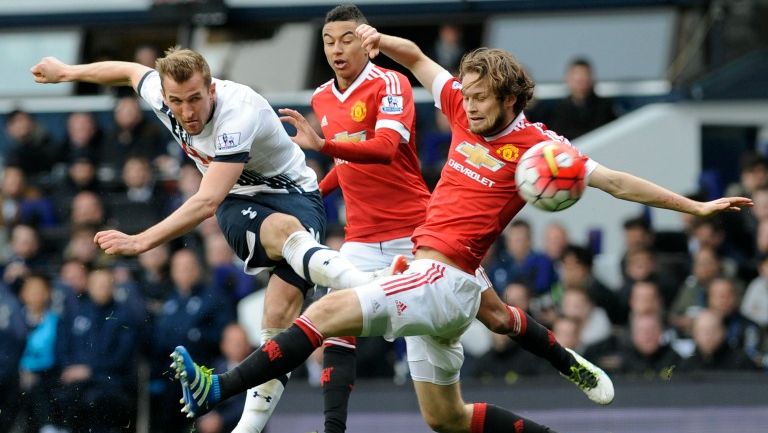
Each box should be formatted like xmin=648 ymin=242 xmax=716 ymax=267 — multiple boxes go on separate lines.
xmin=280 ymin=6 xmax=614 ymax=432
xmin=174 ymin=22 xmax=752 ymax=433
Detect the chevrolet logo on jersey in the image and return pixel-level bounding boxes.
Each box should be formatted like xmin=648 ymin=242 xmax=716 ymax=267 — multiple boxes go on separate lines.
xmin=456 ymin=142 xmax=504 ymax=172
xmin=334 ymin=131 xmax=366 ymax=142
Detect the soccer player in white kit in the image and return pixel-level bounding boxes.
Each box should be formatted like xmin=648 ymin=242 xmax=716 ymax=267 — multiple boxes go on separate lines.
xmin=31 ymin=47 xmax=406 ymax=431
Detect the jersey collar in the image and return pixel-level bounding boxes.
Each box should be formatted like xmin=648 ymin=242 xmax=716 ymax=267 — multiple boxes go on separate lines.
xmin=481 ymin=111 xmax=527 ymax=142
xmin=332 ymin=61 xmax=375 ymax=103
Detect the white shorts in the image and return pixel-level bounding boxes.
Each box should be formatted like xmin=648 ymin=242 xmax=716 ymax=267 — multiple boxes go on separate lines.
xmin=339 ymin=237 xmax=414 ymax=272
xmin=355 ymin=259 xmax=483 ymax=384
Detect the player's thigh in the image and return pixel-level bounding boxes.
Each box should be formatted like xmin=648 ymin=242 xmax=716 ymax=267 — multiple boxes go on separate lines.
xmin=355 ymin=260 xmax=482 ymax=340
xmin=405 ymin=335 xmax=465 ymax=385
xmin=303 ymin=288 xmax=364 ymax=337
xmin=412 ymin=380 xmax=472 ymax=433
xmin=340 ymin=236 xmax=414 ymax=271
xmin=215 ymin=192 xmax=325 ymax=295
xmin=261 ymin=273 xmax=305 ymax=329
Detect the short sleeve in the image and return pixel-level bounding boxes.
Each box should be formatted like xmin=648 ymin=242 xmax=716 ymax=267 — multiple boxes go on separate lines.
xmin=136 ymin=70 xmax=165 ymax=111
xmin=213 ymin=104 xmax=266 ymax=157
xmin=431 ymin=70 xmax=464 ymax=124
xmin=374 ymin=71 xmax=415 ymax=143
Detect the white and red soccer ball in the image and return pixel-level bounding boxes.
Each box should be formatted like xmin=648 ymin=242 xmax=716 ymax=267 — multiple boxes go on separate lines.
xmin=515 ymin=141 xmax=587 ymax=212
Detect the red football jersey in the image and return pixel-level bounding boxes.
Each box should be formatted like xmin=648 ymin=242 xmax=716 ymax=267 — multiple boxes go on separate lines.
xmin=412 ymin=71 xmax=594 ymax=273
xmin=312 ymin=62 xmax=430 ymax=242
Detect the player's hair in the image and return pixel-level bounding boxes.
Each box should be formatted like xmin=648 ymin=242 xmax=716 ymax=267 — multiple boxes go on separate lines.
xmin=458 ymin=47 xmax=534 ymax=117
xmin=325 ymin=3 xmax=368 ymax=24
xmin=155 ymin=46 xmax=212 ymax=88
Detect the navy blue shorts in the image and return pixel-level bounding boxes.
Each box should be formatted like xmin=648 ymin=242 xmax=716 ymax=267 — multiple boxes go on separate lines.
xmin=215 ymin=191 xmax=326 ymax=296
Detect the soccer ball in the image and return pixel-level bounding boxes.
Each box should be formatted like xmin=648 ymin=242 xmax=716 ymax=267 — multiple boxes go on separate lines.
xmin=515 ymin=141 xmax=587 ymax=212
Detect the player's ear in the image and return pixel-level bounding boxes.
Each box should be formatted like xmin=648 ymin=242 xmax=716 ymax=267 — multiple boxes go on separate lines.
xmin=209 ymin=81 xmax=217 ymax=97
xmin=504 ymin=95 xmax=517 ymax=111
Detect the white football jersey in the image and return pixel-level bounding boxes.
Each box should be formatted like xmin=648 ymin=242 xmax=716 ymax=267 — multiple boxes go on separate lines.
xmin=137 ymin=70 xmax=318 ymax=195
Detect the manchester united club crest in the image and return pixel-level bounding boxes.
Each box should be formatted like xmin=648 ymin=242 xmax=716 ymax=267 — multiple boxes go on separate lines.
xmin=350 ymin=100 xmax=367 ymax=122
xmin=496 ymin=144 xmax=520 ymax=162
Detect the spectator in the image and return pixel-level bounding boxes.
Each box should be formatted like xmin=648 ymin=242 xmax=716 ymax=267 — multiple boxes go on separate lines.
xmin=551 ymin=315 xmax=583 ymax=352
xmin=101 ymin=95 xmax=171 ymax=182
xmin=52 ymin=268 xmax=138 ymax=433
xmin=63 ymin=225 xmax=111 ymax=268
xmin=135 ymin=244 xmax=173 ymax=316
xmin=52 ymin=155 xmax=101 ymax=222
xmin=670 ymin=247 xmax=722 ymax=335
xmin=150 ymin=249 xmax=233 ymax=433
xmin=52 ymin=259 xmax=90 ymax=318
xmin=707 ymin=276 xmax=762 ymax=358
xmin=4 ymin=110 xmax=58 ymax=182
xmin=548 ymin=58 xmax=617 ymax=140
xmin=687 ymin=217 xmax=739 ymax=275
xmin=472 ymin=281 xmax=546 ymax=380
xmin=134 ymin=45 xmax=159 ymax=68
xmin=620 ymin=216 xmax=655 ymax=274
xmin=431 ymin=24 xmax=465 ymax=74
xmin=554 ymin=245 xmax=624 ymax=324
xmin=722 ymin=152 xmax=768 ymax=261
xmin=205 ymin=231 xmax=256 ymax=307
xmin=619 ymin=249 xmax=678 ymax=311
xmin=0 ymin=165 xmax=57 ymax=229
xmin=2 ymin=224 xmax=47 ymax=294
xmin=418 ymin=110 xmax=451 ymax=189
xmin=0 ymin=285 xmax=26 ymax=433
xmin=113 ymin=45 xmax=161 ymax=97
xmin=17 ymin=274 xmax=59 ymax=433
xmin=618 ymin=313 xmax=681 ymax=377
xmin=628 ymin=280 xmax=666 ymax=320
xmin=561 ymin=287 xmax=612 ymax=347
xmin=741 ymin=252 xmax=768 ymax=327
xmin=487 ymin=220 xmax=557 ymax=297
xmin=725 ymin=151 xmax=768 ymax=198
xmin=108 ymin=156 xmax=164 ymax=234
xmin=69 ymin=190 xmax=107 ymax=228
xmin=196 ymin=324 xmax=252 ymax=433
xmin=59 ymin=112 xmax=103 ymax=164
xmin=541 ymin=222 xmax=570 ymax=262
xmin=164 ymin=162 xmax=202 ymax=216
xmin=678 ymin=309 xmax=758 ymax=372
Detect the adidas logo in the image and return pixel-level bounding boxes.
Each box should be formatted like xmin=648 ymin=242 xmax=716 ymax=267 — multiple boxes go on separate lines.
xmin=395 ymin=300 xmax=407 ymax=316
xmin=321 ymin=115 xmax=328 ymax=127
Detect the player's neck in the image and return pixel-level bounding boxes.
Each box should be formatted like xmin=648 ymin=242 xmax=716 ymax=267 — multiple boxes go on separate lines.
xmin=334 ymin=63 xmax=368 ymax=92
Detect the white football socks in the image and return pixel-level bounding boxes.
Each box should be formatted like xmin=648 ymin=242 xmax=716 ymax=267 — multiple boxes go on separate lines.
xmin=231 ymin=328 xmax=290 ymax=433
xmin=282 ymin=230 xmax=374 ymax=289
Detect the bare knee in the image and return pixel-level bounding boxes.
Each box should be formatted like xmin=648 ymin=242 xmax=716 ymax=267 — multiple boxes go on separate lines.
xmin=260 ymin=213 xmax=306 ymax=258
xmin=303 ymin=290 xmax=363 ymax=337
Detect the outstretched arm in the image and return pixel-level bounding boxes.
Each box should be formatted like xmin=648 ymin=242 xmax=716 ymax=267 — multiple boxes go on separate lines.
xmin=279 ymin=108 xmax=401 ymax=164
xmin=588 ymin=165 xmax=752 ymax=216
xmin=356 ymin=24 xmax=445 ymax=92
xmin=95 ymin=162 xmax=243 ymax=255
xmin=31 ymin=56 xmax=151 ymax=89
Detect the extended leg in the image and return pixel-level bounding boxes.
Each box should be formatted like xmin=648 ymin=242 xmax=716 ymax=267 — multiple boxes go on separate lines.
xmin=171 ymin=289 xmax=364 ymax=417
xmin=475 ymin=288 xmax=614 ymax=405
